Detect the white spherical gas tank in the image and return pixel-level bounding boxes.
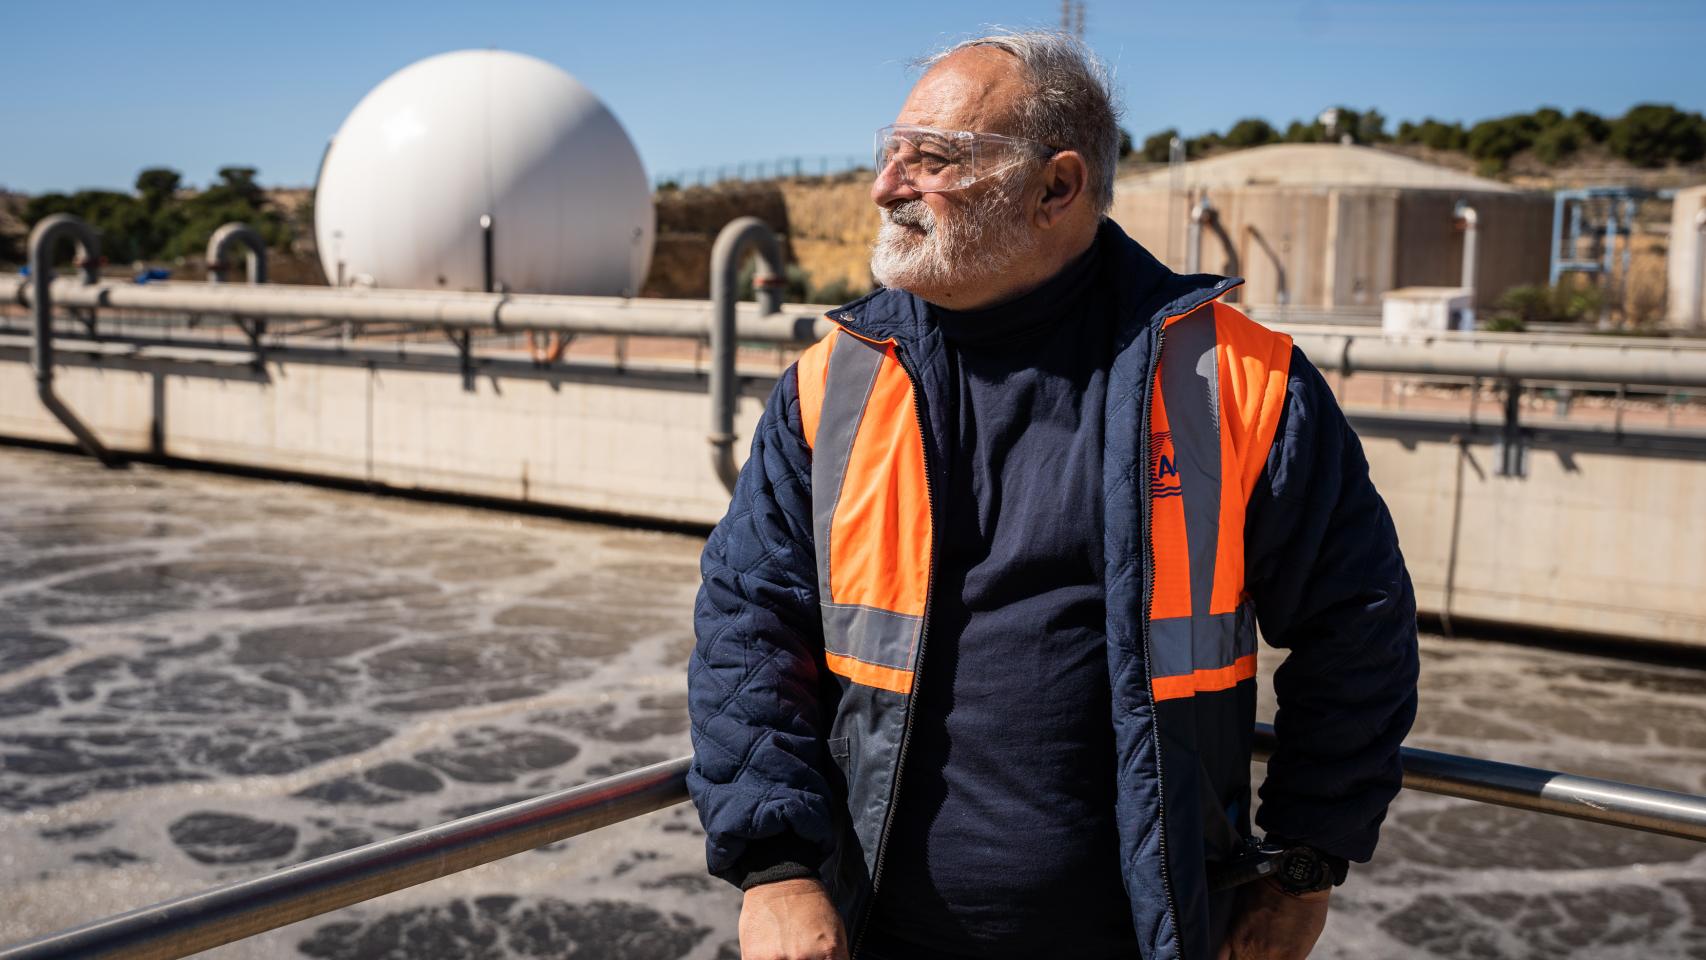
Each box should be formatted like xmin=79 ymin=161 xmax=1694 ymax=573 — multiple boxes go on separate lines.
xmin=314 ymin=50 xmax=654 ymax=296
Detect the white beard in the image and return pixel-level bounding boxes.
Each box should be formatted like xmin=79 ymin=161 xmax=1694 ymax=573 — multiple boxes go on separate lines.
xmin=869 ymin=174 xmax=1039 ymax=294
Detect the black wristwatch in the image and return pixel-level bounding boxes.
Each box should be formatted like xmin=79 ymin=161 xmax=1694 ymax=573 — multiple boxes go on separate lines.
xmin=1269 ymin=844 xmax=1337 ymax=895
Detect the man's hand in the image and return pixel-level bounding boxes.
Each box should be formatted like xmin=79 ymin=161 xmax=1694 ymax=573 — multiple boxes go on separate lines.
xmin=1217 ymin=877 xmax=1330 ymax=960
xmin=740 ymin=877 xmax=849 ymax=960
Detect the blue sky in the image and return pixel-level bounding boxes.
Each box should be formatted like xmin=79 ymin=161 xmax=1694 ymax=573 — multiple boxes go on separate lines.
xmin=1 ymin=0 xmax=1700 ymax=193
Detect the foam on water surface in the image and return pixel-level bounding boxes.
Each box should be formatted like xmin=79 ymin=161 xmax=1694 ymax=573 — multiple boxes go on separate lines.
xmin=0 ymin=447 xmax=1702 ymax=959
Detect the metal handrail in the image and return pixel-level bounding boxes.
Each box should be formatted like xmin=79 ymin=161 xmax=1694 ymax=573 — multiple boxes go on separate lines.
xmin=8 ymin=275 xmax=1706 ymax=390
xmin=5 ymin=724 xmax=1704 ymax=960
xmin=0 ymin=757 xmax=691 ymax=960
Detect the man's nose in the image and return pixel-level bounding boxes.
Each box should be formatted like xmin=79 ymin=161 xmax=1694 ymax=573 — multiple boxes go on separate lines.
xmin=870 ymin=157 xmax=919 ymax=208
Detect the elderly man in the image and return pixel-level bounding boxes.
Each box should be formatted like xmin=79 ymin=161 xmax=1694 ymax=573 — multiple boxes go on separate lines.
xmin=688 ymin=30 xmax=1418 ymax=960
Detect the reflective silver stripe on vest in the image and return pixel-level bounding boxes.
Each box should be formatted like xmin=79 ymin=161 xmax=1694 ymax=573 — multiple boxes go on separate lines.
xmin=811 ymin=331 xmax=922 ymax=677
xmin=1153 ymin=303 xmax=1256 ymax=688
xmin=1160 ymin=304 xmax=1221 ymax=615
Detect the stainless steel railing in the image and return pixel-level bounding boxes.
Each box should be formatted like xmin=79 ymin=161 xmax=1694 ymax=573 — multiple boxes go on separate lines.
xmin=4 ymin=724 xmax=1704 ymax=960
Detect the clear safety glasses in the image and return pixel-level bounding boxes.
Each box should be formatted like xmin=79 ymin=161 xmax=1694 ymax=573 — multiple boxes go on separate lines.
xmin=873 ymin=123 xmax=1057 ymax=193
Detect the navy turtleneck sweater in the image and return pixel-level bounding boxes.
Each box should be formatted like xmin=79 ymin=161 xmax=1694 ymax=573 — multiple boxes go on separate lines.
xmin=864 ymin=238 xmax=1137 ymax=959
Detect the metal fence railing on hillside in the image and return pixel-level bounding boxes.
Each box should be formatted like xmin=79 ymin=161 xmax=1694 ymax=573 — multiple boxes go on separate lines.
xmin=653 ymin=155 xmax=869 ymax=189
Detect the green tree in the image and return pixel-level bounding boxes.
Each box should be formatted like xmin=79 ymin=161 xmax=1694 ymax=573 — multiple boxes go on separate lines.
xmin=1398 ymin=118 xmax=1467 ymax=151
xmin=1466 ymin=113 xmax=1539 ymax=171
xmin=1185 ymin=131 xmax=1222 ymax=159
xmin=1608 ymin=103 xmax=1706 ymax=167
xmin=1224 ymin=118 xmax=1278 ymax=148
xmin=1283 ymin=119 xmax=1324 ymax=143
xmin=1355 ymin=108 xmax=1388 ymax=144
xmin=1532 ymin=121 xmax=1583 ymax=165
xmin=1141 ymin=128 xmax=1179 ymax=163
xmin=135 ymin=168 xmax=181 ymax=212
xmin=23 ymin=164 xmax=291 ymax=267
xmin=1118 ymin=127 xmax=1134 ymax=159
xmin=1570 ymin=109 xmax=1609 ymax=142
xmin=23 ymin=189 xmax=150 ymax=263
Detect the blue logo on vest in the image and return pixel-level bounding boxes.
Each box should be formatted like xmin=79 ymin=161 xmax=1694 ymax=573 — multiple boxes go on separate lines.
xmin=1151 ymin=431 xmax=1182 ymax=499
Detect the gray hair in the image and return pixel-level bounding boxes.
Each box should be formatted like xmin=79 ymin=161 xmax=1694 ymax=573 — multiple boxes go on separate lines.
xmin=920 ymin=30 xmax=1122 ymax=214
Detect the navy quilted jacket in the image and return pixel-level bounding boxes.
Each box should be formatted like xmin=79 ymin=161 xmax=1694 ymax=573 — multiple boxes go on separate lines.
xmin=688 ymin=222 xmax=1419 ymax=959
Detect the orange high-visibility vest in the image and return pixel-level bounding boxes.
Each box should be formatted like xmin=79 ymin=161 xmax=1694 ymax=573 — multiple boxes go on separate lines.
xmin=795 ymin=297 xmax=1292 ymax=703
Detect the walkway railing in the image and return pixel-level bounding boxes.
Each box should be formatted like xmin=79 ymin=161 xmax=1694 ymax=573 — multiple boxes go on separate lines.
xmin=8 ymin=216 xmax=1706 ymax=488
xmin=4 ymin=724 xmax=1704 ymax=960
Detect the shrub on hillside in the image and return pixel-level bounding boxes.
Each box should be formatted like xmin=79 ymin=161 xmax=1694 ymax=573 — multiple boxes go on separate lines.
xmin=1466 ymin=114 xmax=1540 ymax=172
xmin=22 ymin=166 xmax=290 ymax=266
xmin=1608 ymin=104 xmax=1706 ymax=167
xmin=1532 ymin=122 xmax=1584 ymax=165
xmin=1570 ymin=109 xmax=1610 ymax=143
xmin=1224 ymin=118 xmax=1278 ymax=149
xmin=1397 ymin=118 xmax=1468 ymax=151
xmin=1490 ymin=283 xmax=1602 ymax=328
xmin=1141 ymin=129 xmax=1178 ymax=163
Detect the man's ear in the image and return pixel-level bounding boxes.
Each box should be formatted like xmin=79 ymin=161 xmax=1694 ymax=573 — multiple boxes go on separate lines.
xmin=1034 ymin=150 xmax=1089 ymax=228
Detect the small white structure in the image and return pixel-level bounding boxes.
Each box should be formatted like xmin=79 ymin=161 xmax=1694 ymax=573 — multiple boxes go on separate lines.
xmin=1382 ymin=286 xmax=1473 ymax=334
xmin=315 ymin=50 xmax=654 ymax=296
xmin=1667 ymin=184 xmax=1706 ymax=332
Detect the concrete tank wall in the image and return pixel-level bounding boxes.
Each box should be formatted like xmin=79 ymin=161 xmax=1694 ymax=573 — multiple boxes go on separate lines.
xmin=0 ymin=358 xmax=765 ymax=527
xmin=2 ymin=356 xmax=1703 ymax=647
xmin=1109 ymin=185 xmax=1553 ymax=310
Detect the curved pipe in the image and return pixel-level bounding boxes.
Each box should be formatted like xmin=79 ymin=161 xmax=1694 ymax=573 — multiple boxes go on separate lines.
xmin=1187 ymin=197 xmax=1240 ymax=287
xmin=27 ymin=214 xmax=117 ymax=466
xmin=709 ymin=217 xmax=785 ymax=492
xmin=205 ymin=222 xmax=269 ymax=284
xmin=1455 ymin=201 xmax=1479 ymax=328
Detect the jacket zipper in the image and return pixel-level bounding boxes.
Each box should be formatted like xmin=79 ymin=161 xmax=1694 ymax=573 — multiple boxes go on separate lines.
xmin=849 ymin=337 xmax=938 ymax=959
xmin=1141 ymin=320 xmax=1182 ymax=947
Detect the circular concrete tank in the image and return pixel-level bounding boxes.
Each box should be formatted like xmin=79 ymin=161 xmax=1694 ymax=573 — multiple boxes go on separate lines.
xmin=314 ymin=49 xmax=654 ymax=296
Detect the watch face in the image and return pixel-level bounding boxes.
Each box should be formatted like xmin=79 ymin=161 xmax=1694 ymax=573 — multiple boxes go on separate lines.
xmin=1279 ymin=848 xmax=1326 ymax=891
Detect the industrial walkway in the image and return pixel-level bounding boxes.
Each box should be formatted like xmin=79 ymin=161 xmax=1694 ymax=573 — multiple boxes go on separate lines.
xmin=1 ymin=447 xmax=1703 ymax=959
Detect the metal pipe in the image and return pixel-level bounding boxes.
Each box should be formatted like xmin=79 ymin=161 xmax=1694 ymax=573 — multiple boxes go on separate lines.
xmin=0 ymin=757 xmax=690 ymax=960
xmin=2 ymin=276 xmax=830 ymax=343
xmin=26 ymin=214 xmax=117 ymax=466
xmin=1547 ymin=192 xmax=1566 ymax=286
xmin=1286 ymin=330 xmax=1706 ymax=390
xmin=7 ymin=733 xmax=1705 ymax=960
xmin=1186 ymin=196 xmax=1238 ymax=284
xmin=1693 ymin=207 xmax=1706 ymax=331
xmin=708 ymin=217 xmax=785 ymax=491
xmin=1455 ymin=201 xmax=1478 ymax=328
xmin=8 ymin=278 xmax=1706 ymax=389
xmin=1186 ymin=196 xmax=1209 ymax=274
xmin=1253 ymin=725 xmax=1706 ymax=842
xmin=480 ymin=213 xmax=495 ymax=294
xmin=1601 ymin=200 xmax=1619 ymax=328
xmin=204 ymin=223 xmax=268 ymax=284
